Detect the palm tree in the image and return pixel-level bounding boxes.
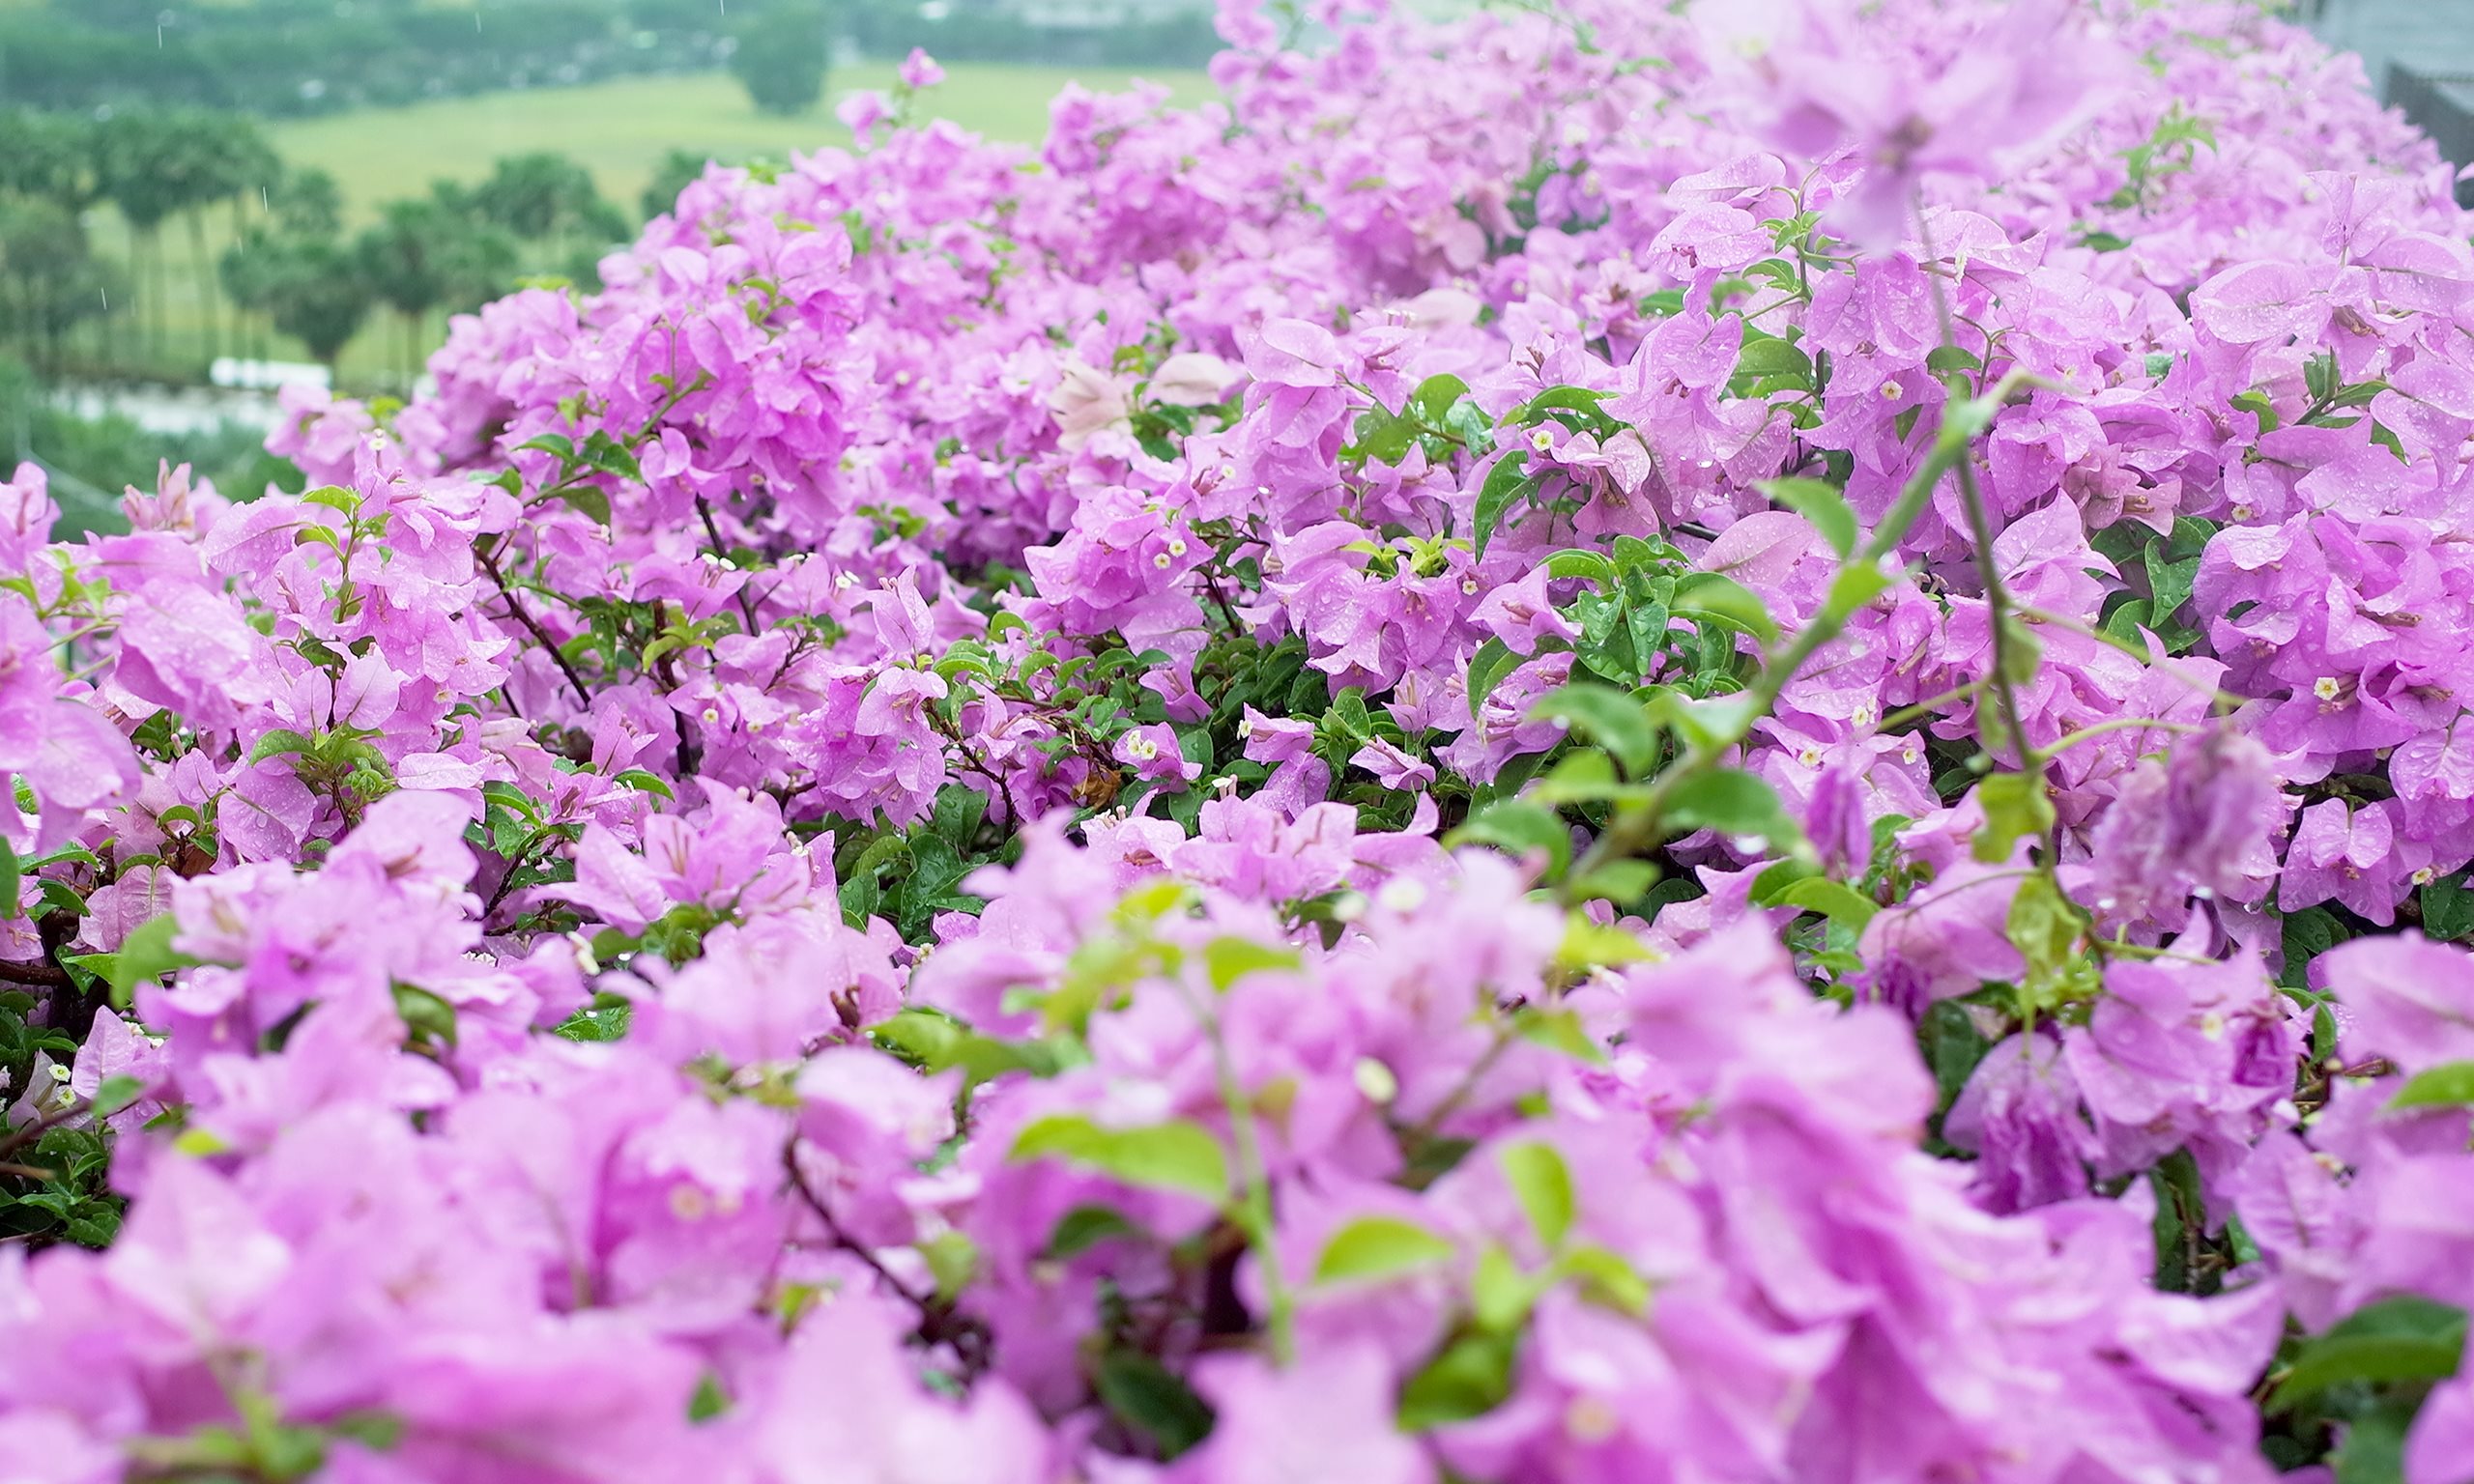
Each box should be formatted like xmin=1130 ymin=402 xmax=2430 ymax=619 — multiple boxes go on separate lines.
xmin=96 ymin=107 xmax=273 ymax=371
xmin=187 ymin=114 xmax=281 ymax=365
xmin=355 ymin=188 xmax=517 ymax=388
xmin=246 ymin=233 xmax=375 ymax=376
xmin=94 ymin=109 xmax=183 ymax=361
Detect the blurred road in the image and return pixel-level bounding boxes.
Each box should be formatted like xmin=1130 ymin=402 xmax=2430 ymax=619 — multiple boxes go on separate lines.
xmin=2309 ymin=0 xmax=2474 ymax=95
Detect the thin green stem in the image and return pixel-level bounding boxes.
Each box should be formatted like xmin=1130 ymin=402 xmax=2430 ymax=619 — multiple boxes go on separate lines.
xmin=2047 ymin=715 xmax=2202 ymax=756
xmin=1878 ymin=677 xmax=1988 ymax=734
xmin=1916 ymin=209 xmax=2060 ymax=865
xmin=1172 ymin=979 xmax=1295 ymax=1364
xmin=1558 ymin=363 xmax=2034 ymax=899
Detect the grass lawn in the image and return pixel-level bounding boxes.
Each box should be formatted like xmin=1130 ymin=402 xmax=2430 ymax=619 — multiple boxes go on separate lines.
xmin=74 ymin=62 xmax=1213 ymax=392
xmin=273 ymin=63 xmax=1214 ymax=223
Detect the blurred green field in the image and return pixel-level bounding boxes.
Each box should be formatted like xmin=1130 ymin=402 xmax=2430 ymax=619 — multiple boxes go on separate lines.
xmin=85 ymin=62 xmax=1212 ymax=390
xmin=275 ymin=63 xmax=1211 ymax=223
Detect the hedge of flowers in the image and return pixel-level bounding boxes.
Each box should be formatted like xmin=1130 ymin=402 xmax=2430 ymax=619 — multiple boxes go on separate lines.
xmin=5 ymin=1 xmax=2474 ymax=1479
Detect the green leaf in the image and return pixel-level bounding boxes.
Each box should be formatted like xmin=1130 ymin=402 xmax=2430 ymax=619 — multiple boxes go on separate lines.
xmin=2269 ymin=1297 xmax=2467 ymax=1413
xmin=1971 ymin=771 xmax=2056 ymax=863
xmin=2281 ymin=904 xmax=2347 ymax=990
xmin=1096 ymin=1352 xmax=1216 ymax=1460
xmin=1472 ymin=453 xmax=1537 ymax=558
xmin=1510 ymin=385 xmax=1612 ymax=424
xmin=1501 ymin=1141 xmax=1575 ymax=1250
xmin=0 ymin=837 xmax=15 ymax=920
xmin=2332 ymin=1396 xmax=2419 ymax=1484
xmin=2388 ymin=1061 xmax=2474 ymax=1111
xmin=1201 ymin=937 xmax=1302 ymax=993
xmin=1397 ymin=1330 xmax=1518 ymax=1431
xmin=391 ymin=984 xmax=458 ymax=1047
xmin=1448 ymin=799 xmax=1571 ymax=876
xmin=2007 ymin=871 xmax=2098 ymax=1013
xmin=1921 ymin=999 xmax=1993 ymax=1114
xmin=2423 ymin=873 xmax=2474 ymax=942
xmin=580 ymin=429 xmax=644 ymax=482
xmin=1642 ymin=688 xmax=1758 ymax=755
xmin=2229 ymin=388 xmax=2280 ymax=436
xmin=612 ymin=768 xmax=676 ymax=801
xmin=1316 ymin=1214 xmax=1459 ymax=1283
xmin=89 ymin=1074 xmax=145 ymax=1119
xmin=554 ymin=994 xmax=634 ymax=1043
xmin=1564 ymin=859 xmax=1657 ymax=906
xmin=1760 ymin=477 xmax=1856 ymax=558
xmin=1466 ymin=638 xmax=1522 ymax=721
xmin=1554 ymin=913 xmax=1655 ymax=970
xmin=2102 ymin=596 xmax=2155 ymax=646
xmin=103 ymin=915 xmax=200 ymax=1012
xmin=1748 ymin=857 xmax=1818 ymax=903
xmin=1661 ymin=768 xmax=1805 ymax=849
xmin=1820 ymin=560 xmax=1895 ymax=624
xmin=247 ymin=729 xmax=317 ymax=766
xmin=1556 ymin=1241 xmax=1650 ymax=1315
xmin=1407 ymin=373 xmax=1471 ymax=426
xmin=1670 ymin=571 xmax=1777 ymax=643
xmin=1471 ymin=1243 xmax=1534 ymax=1332
xmin=544 ymin=483 xmax=612 ymax=526
xmin=1512 ymin=1006 xmax=1608 ymax=1065
xmin=1350 ymin=407 xmax=1419 ymax=466
xmin=1045 ymin=1204 xmax=1142 ymax=1260
xmin=1733 ymin=337 xmax=1810 ymax=379
xmin=1529 ymin=683 xmax=1657 ymax=778
xmin=1010 ymin=1115 xmax=1230 ymax=1204
xmin=1776 ymin=877 xmax=1879 ymax=928
xmin=1541 ymin=547 xmax=1620 ymax=585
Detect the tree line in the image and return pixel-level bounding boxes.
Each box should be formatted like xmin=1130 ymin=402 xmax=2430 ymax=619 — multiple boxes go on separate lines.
xmin=1 ymin=0 xmax=1214 ymax=120
xmin=0 ymin=106 xmax=642 ymax=385
xmin=0 ymin=0 xmax=718 ymax=118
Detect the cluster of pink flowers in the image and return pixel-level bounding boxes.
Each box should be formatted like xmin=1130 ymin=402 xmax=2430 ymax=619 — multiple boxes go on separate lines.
xmin=6 ymin=1 xmax=2474 ymax=1479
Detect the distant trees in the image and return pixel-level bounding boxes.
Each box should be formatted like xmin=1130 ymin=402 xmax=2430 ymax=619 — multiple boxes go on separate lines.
xmin=471 ymin=153 xmax=632 ymax=290
xmin=356 ymin=189 xmax=521 ymax=374
xmin=224 ymin=234 xmax=374 ymax=372
xmin=92 ymin=108 xmax=282 ymax=360
xmin=0 ymin=105 xmax=279 ymax=372
xmin=642 ymin=150 xmax=730 ymax=223
xmin=218 ymin=156 xmax=629 ymax=385
xmin=0 ymin=199 xmax=120 ymax=370
xmin=0 ymin=96 xmax=617 ymax=387
xmin=0 ymin=0 xmax=669 ymax=118
xmin=731 ymin=8 xmax=831 ymax=117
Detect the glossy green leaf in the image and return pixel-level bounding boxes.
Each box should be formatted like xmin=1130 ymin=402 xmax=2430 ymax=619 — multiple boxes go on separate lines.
xmin=2388 ymin=1061 xmax=2474 ymax=1111
xmin=1448 ymin=799 xmax=1572 ymax=876
xmin=1202 ymin=937 xmax=1302 ymax=993
xmin=1501 ymin=1140 xmax=1575 ymax=1250
xmin=1011 ymin=1115 xmax=1230 ymax=1204
xmin=1670 ymin=571 xmax=1777 ymax=643
xmin=1662 ymin=768 xmax=1805 ymax=848
xmin=1971 ymin=770 xmax=2056 ymax=863
xmin=1759 ymin=477 xmax=1857 ymax=558
xmin=1529 ymin=683 xmax=1657 ymax=778
xmin=2269 ymin=1297 xmax=2467 ymax=1413
xmin=1315 ymin=1215 xmax=1458 ymax=1283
